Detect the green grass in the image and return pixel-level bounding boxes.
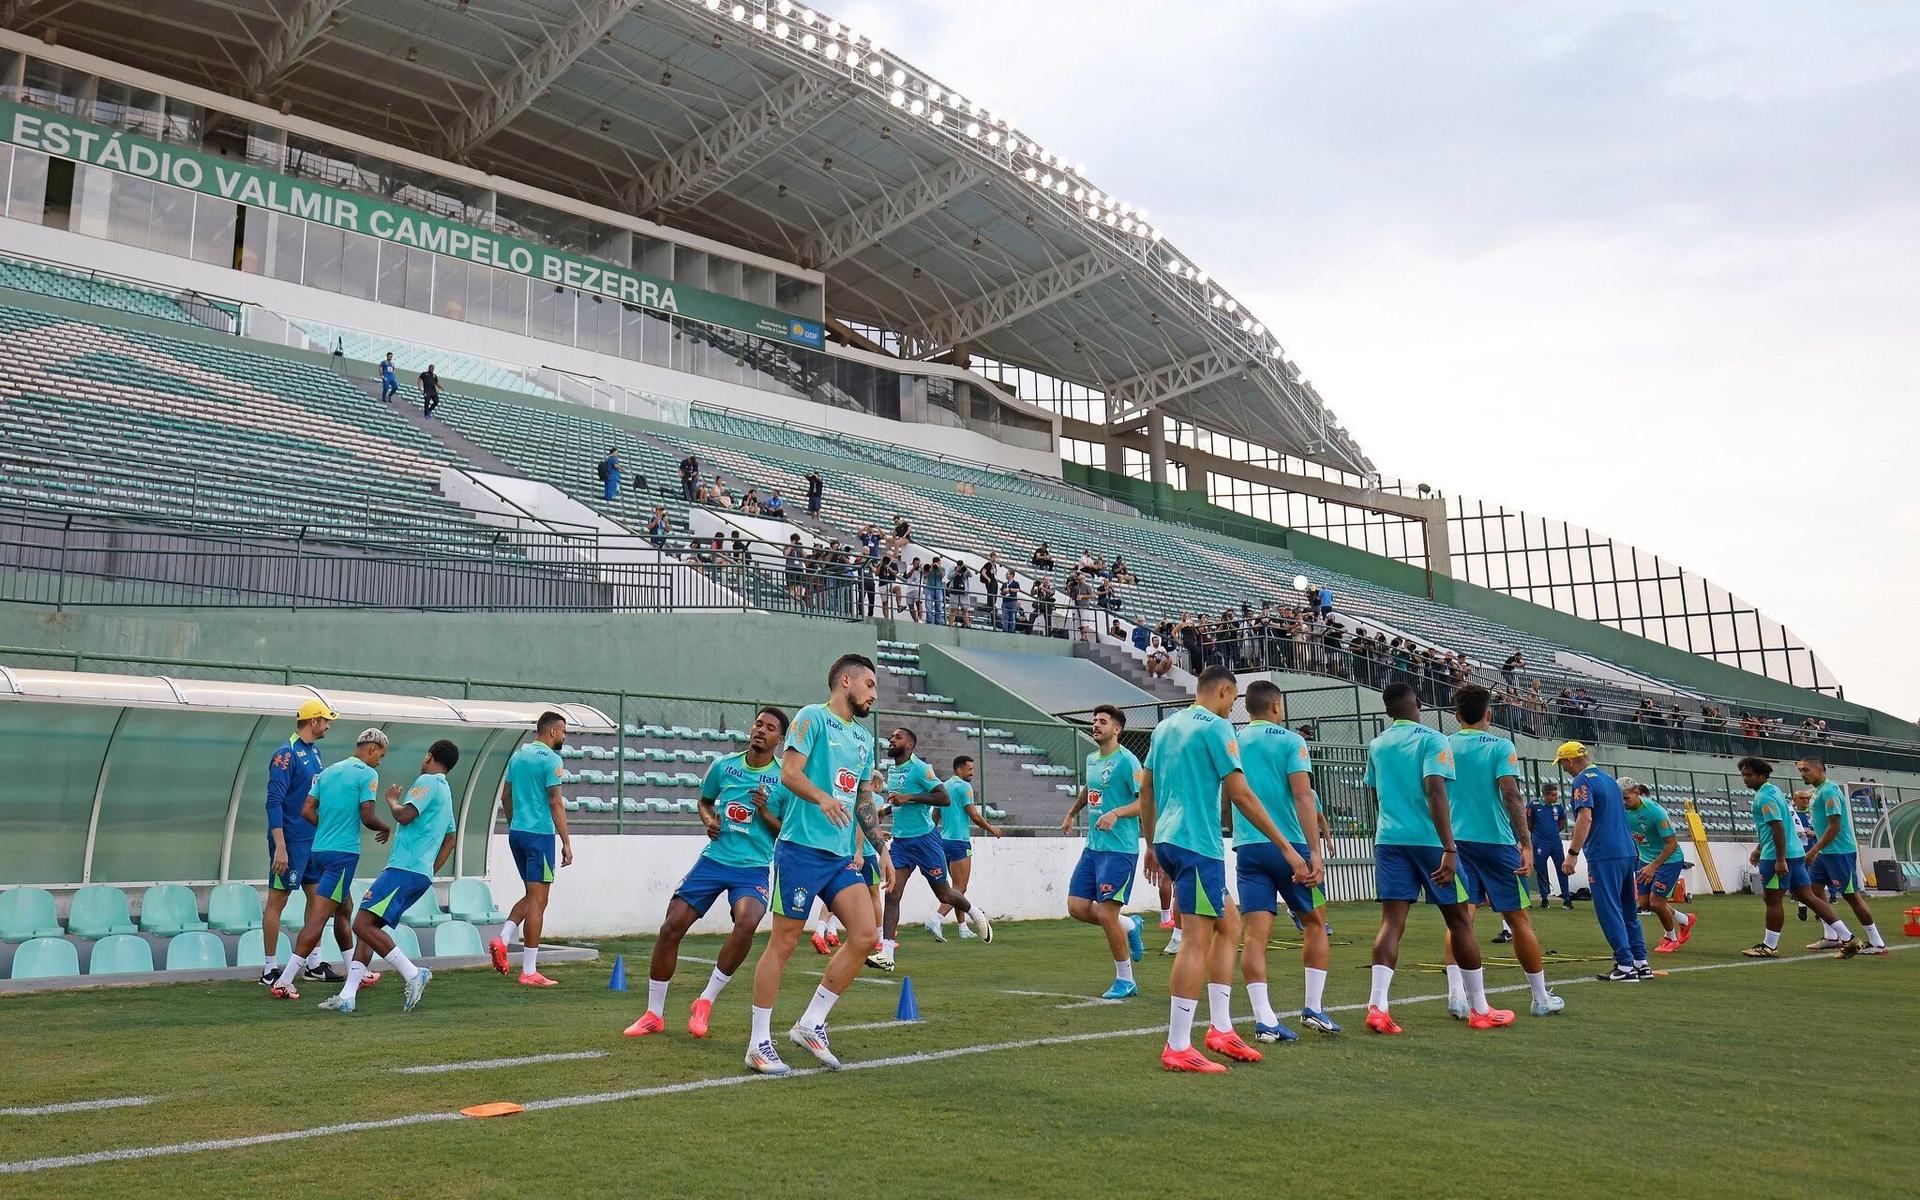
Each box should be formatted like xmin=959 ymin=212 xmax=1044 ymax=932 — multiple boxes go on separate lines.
xmin=1 ymin=895 xmax=1915 ymax=1197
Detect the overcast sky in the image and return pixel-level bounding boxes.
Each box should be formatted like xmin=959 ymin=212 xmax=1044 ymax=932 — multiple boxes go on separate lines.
xmin=839 ymin=0 xmax=1920 ymax=718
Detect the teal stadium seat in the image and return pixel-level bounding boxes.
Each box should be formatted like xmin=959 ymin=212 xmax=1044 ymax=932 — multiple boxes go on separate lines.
xmin=207 ymin=883 xmax=264 ymax=933
xmin=88 ymin=933 xmax=155 ymax=976
xmin=0 ymin=887 xmax=63 ymax=941
xmin=432 ymin=920 xmax=484 ymax=958
xmin=164 ymin=930 xmax=228 ymax=971
xmin=400 ymin=888 xmax=450 ymax=928
xmin=448 ymin=878 xmax=505 ymax=923
xmin=280 ymin=887 xmax=306 ymax=929
xmin=381 ymin=923 xmax=424 ymax=964
xmin=234 ymin=928 xmax=292 ymax=968
xmin=139 ymin=884 xmax=209 ymax=936
xmin=67 ymin=885 xmax=137 ymax=939
xmin=10 ymin=936 xmax=80 ymax=980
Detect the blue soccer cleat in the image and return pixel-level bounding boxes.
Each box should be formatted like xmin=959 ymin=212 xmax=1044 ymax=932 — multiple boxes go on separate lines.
xmin=1288 ymin=909 xmax=1304 ymax=932
xmin=1531 ymin=993 xmax=1567 ymax=1016
xmin=1301 ymin=1007 xmax=1342 ymax=1035
xmin=317 ymin=995 xmax=356 ymax=1015
xmin=1126 ymin=914 xmax=1145 ymax=963
xmin=1254 ymin=1021 xmax=1299 ymax=1044
xmin=1101 ymin=979 xmax=1139 ymax=1001
xmin=403 ymin=966 xmax=432 ymax=1012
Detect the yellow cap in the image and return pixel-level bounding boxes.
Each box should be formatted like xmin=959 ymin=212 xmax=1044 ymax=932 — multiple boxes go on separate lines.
xmin=1553 ymin=740 xmax=1588 ymax=762
xmin=296 ymin=699 xmax=337 ymax=722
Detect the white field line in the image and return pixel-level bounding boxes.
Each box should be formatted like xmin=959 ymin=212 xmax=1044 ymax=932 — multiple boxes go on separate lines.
xmin=391 ymin=1051 xmax=609 ymax=1075
xmin=0 ymin=1096 xmax=159 ymax=1117
xmin=680 ymin=953 xmax=898 ymax=987
xmin=1 ymin=944 xmax=1908 ymax=1177
xmin=1002 ymin=989 xmax=1125 ymax=1009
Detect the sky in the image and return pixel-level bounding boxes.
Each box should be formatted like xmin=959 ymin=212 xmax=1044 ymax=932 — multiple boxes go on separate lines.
xmin=837 ymin=0 xmax=1920 ymax=717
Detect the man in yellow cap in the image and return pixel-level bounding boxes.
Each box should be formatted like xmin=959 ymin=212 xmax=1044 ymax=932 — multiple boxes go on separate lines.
xmin=1556 ymin=741 xmax=1648 ymax=982
xmin=259 ymin=699 xmax=354 ymax=987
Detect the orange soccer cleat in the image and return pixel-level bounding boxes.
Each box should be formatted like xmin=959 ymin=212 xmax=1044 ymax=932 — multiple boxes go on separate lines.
xmin=810 ymin=931 xmax=832 ymax=956
xmin=488 ymin=936 xmax=511 ymax=975
xmin=1675 ymin=914 xmax=1697 ymax=945
xmin=1653 ymin=936 xmax=1679 ymax=954
xmin=688 ymin=998 xmax=713 ymax=1038
xmin=1160 ymin=1045 xmax=1228 ymax=1073
xmin=1203 ymin=1028 xmax=1264 ymax=1062
xmin=1365 ymin=1006 xmax=1403 ymax=1035
xmin=1466 ymin=1008 xmax=1515 ymax=1030
xmin=622 ymin=1011 xmax=665 ymax=1038
xmin=517 ymin=971 xmax=559 ymax=987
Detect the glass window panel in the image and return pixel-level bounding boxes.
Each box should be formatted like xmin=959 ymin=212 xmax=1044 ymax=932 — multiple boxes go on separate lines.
xmin=341 ymin=230 xmax=378 ymax=300
xmin=267 ymin=211 xmax=304 ymax=282
xmin=71 ymin=164 xmax=117 ymax=239
xmin=91 ymin=710 xmax=260 ymax=884
xmin=433 ymin=254 xmax=469 ymax=322
xmin=0 ymin=702 xmax=115 ymax=885
xmin=304 ymin=222 xmax=344 ymax=293
xmin=105 ymin=170 xmax=154 ymax=248
xmin=191 ymin=196 xmax=237 ymax=267
xmin=403 ymin=246 xmax=433 ymax=312
xmin=488 ymin=269 xmax=527 ymax=336
xmin=6 ymin=145 xmax=45 ymax=223
xmin=376 ymin=240 xmax=408 ymax=305
xmin=149 ymin=181 xmax=194 ymax=258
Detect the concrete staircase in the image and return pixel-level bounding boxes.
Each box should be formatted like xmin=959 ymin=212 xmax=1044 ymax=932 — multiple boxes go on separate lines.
xmin=1076 ymin=638 xmax=1188 ymax=706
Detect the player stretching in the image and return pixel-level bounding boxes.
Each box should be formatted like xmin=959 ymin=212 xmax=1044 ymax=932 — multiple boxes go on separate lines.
xmin=874 ymin=728 xmax=991 ymax=969
xmin=269 ymin=729 xmax=392 ymax=1000
xmin=1232 ymin=682 xmax=1328 ymax=1040
xmin=321 ymin=740 xmax=459 ymax=1014
xmin=1737 ymin=758 xmax=1861 ymax=959
xmin=260 ymin=700 xmax=353 ymax=987
xmin=745 ymin=655 xmax=891 ymax=1075
xmin=490 ymin=711 xmax=573 ymax=987
xmin=928 ymin=755 xmax=1001 ymax=941
xmin=1619 ymin=778 xmax=1696 ymax=953
xmin=1557 ymin=742 xmax=1649 ymax=981
xmin=625 ymin=707 xmax=788 ymax=1039
xmin=1142 ymin=666 xmax=1292 ymax=1072
xmin=1062 ymin=705 xmax=1147 ymax=999
xmin=1796 ymin=756 xmax=1887 ymax=955
xmin=1442 ymin=686 xmax=1560 ymax=1020
xmin=1363 ymin=683 xmax=1500 ymax=1033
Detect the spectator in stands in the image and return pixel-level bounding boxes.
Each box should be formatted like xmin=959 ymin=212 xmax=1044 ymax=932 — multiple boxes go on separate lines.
xmin=1072 ymin=572 xmax=1097 ymax=642
xmin=923 ymin=555 xmax=946 ymax=625
xmin=947 ymin=558 xmax=973 ymax=627
xmin=1078 ymin=549 xmax=1096 ymax=573
xmin=805 ymin=470 xmax=824 ymax=517
xmin=1702 ymin=704 xmax=1725 ymax=738
xmin=646 ymin=506 xmax=670 ymax=551
xmin=379 ymin=352 xmax=398 ymax=402
xmin=1131 ymin=617 xmax=1151 ymax=652
xmin=982 ymin=554 xmax=1001 ymax=613
xmin=1000 ymin=572 xmax=1021 ymax=633
xmin=1525 ymin=681 xmax=1547 ymax=737
xmin=906 ymin=557 xmax=927 ymax=623
xmin=1112 ymin=555 xmax=1137 ymax=585
xmin=1315 ymin=583 xmax=1333 ymax=616
xmin=1145 ymin=636 xmax=1173 ymax=678
xmin=695 ymin=534 xmax=720 ymax=577
xmin=729 ymin=530 xmax=749 ymax=568
xmin=1031 ymin=574 xmax=1056 ymax=635
xmin=417 ymin=363 xmax=440 ymax=417
xmin=889 ymin=514 xmax=912 ymax=551
xmin=679 ymin=454 xmax=700 ymax=502
xmin=1501 ymin=651 xmax=1524 ymax=689
xmin=1322 ymin=620 xmax=1347 ymax=679
xmin=741 ymin=487 xmax=763 ymax=516
xmin=598 ymin=449 xmax=621 ymax=501
xmin=877 ymin=552 xmax=901 ymax=619
xmin=1177 ymin=613 xmax=1202 ymax=672
xmin=1031 ymin=542 xmax=1055 ymax=571
xmin=711 ymin=476 xmax=734 ymax=508
xmin=783 ymin=533 xmax=806 ymax=605
xmin=1097 ymin=575 xmax=1119 ymax=615
xmin=1107 ymin=617 xmax=1128 ymax=641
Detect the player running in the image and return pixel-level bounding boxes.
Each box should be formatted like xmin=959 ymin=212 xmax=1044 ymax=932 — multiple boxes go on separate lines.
xmin=1363 ymin=683 xmax=1501 ymax=1033
xmin=1062 ymin=705 xmax=1147 ymax=999
xmin=1142 ymin=666 xmax=1295 ymax=1072
xmin=320 ymin=740 xmax=459 ymax=1014
xmin=872 ymin=727 xmax=991 ymax=970
xmin=260 ymin=700 xmax=354 ymax=987
xmin=490 ymin=711 xmax=573 ymax=987
xmin=1737 ymin=758 xmax=1861 ymax=959
xmin=269 ymin=728 xmax=392 ymax=1000
xmin=1618 ymin=778 xmax=1696 ymax=953
xmin=1526 ymin=783 xmax=1572 ymax=910
xmin=624 ymin=707 xmax=788 ymax=1039
xmin=1796 ymin=756 xmax=1887 ymax=955
xmin=1442 ymin=686 xmax=1561 ymax=1019
xmin=1557 ymin=741 xmax=1650 ymax=982
xmin=744 ymin=655 xmax=892 ymax=1076
xmin=928 ymin=755 xmax=1001 ymax=941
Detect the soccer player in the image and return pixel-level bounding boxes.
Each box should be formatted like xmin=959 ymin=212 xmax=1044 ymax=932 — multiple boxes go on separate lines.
xmin=1619 ymin=778 xmax=1696 ymax=953
xmin=269 ymin=728 xmax=393 ymax=1000
xmin=625 ymin=706 xmax=788 ymax=1039
xmin=1232 ymin=681 xmax=1330 ymax=1039
xmin=1363 ymin=683 xmax=1504 ymax=1033
xmin=1062 ymin=705 xmax=1148 ymax=999
xmin=744 ymin=654 xmax=893 ymax=1075
xmin=490 ymin=711 xmax=573 ymax=987
xmin=260 ymin=699 xmax=354 ymax=987
xmin=928 ymin=755 xmax=1001 ymax=941
xmin=1525 ymin=783 xmax=1572 ymax=910
xmin=320 ymin=740 xmax=459 ymax=1014
xmin=1141 ymin=666 xmax=1293 ymax=1072
xmin=1443 ymin=686 xmax=1561 ymax=1019
xmin=873 ymin=727 xmax=991 ymax=969
xmin=1557 ymin=741 xmax=1648 ymax=981
xmin=1796 ymin=756 xmax=1887 ymax=955
xmin=1737 ymin=758 xmax=1862 ymax=958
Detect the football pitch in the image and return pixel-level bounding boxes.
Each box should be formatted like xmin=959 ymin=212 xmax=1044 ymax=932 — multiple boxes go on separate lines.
xmin=2 ymin=895 xmax=1914 ymax=1199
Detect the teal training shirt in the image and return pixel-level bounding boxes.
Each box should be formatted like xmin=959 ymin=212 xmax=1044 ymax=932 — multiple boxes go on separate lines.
xmin=1364 ymin=720 xmax=1456 ymax=848
xmin=387 ymin=773 xmax=454 ymax=877
xmin=939 ymin=777 xmax=976 ymax=841
xmin=1085 ymin=746 xmax=1143 ymax=854
xmin=1751 ymin=782 xmax=1803 ymax=862
xmin=777 ymin=703 xmax=875 ymax=856
xmin=883 ymin=755 xmax=945 ymax=839
xmin=1624 ymin=799 xmax=1686 ymax=868
xmin=1145 ymin=705 xmax=1240 ymax=860
xmin=1812 ymin=780 xmax=1856 ymax=855
xmin=506 ymin=741 xmax=564 ymax=835
xmin=700 ymin=752 xmax=785 ymax=869
xmin=1447 ymin=729 xmax=1523 ymax=844
xmin=1232 ymin=721 xmax=1312 ymax=849
xmin=311 ymin=758 xmax=377 ymax=855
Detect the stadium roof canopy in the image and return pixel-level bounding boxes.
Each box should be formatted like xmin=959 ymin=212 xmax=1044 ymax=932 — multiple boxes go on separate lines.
xmin=17 ymin=0 xmax=1373 ymax=474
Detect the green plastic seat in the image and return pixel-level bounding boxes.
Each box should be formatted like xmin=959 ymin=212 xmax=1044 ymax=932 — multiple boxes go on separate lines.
xmin=139 ymin=884 xmax=209 ymax=936
xmin=67 ymin=885 xmax=137 ymax=939
xmin=400 ymin=889 xmax=450 ymax=928
xmin=234 ymin=928 xmax=292 ymax=968
xmin=10 ymin=936 xmax=80 ymax=979
xmin=0 ymin=887 xmax=63 ymax=941
xmin=382 ymin=923 xmax=423 ymax=964
xmin=432 ymin=919 xmax=484 ymax=958
xmin=279 ymin=887 xmax=307 ymax=929
xmin=207 ymin=883 xmax=263 ymax=933
xmin=448 ymin=879 xmax=504 ymax=923
xmin=88 ymin=933 xmax=155 ymax=976
xmin=165 ymin=930 xmax=228 ymax=971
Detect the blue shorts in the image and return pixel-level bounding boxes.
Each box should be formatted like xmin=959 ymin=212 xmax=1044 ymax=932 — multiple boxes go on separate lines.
xmin=360 ymin=868 xmax=432 ymax=930
xmin=859 ymin=854 xmax=883 ymax=888
xmin=1154 ymin=842 xmax=1227 ymax=919
xmin=675 ymin=856 xmax=771 ymax=918
xmin=1069 ymin=848 xmax=1137 ymax=905
xmin=1457 ymin=841 xmax=1528 ymax=912
xmin=770 ymin=841 xmax=862 ymax=920
xmin=268 ymin=835 xmax=318 ymax=892
xmin=507 ymin=830 xmax=556 ymax=884
xmin=890 ymin=831 xmax=949 ymax=883
xmin=1234 ymin=841 xmax=1322 ymax=915
xmin=1810 ymin=852 xmax=1857 ymax=894
xmin=309 ymin=850 xmax=360 ymax=907
xmin=1375 ymin=843 xmax=1469 ymax=906
xmin=1760 ymin=858 xmax=1812 ymax=891
xmin=1639 ymin=859 xmax=1686 ymax=899
xmin=942 ymin=839 xmax=972 ymax=865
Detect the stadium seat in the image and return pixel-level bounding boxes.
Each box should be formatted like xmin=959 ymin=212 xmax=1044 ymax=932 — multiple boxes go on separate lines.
xmin=400 ymin=889 xmax=451 ymax=928
xmin=234 ymin=928 xmax=292 ymax=968
xmin=9 ymin=936 xmax=80 ymax=980
xmin=164 ymin=930 xmax=228 ymax=971
xmin=432 ymin=920 xmax=484 ymax=958
xmin=0 ymin=886 xmax=63 ymax=941
xmin=138 ymin=884 xmax=209 ymax=936
xmin=88 ymin=933 xmax=155 ymax=976
xmin=280 ymin=888 xmax=307 ymax=929
xmin=67 ymin=885 xmax=137 ymax=939
xmin=206 ymin=883 xmax=264 ymax=933
xmin=381 ymin=923 xmax=423 ymax=964
xmin=448 ymin=878 xmax=505 ymax=924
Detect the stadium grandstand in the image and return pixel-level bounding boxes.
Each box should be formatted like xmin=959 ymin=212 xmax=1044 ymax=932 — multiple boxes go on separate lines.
xmin=0 ymin=4 xmax=1912 ymax=1190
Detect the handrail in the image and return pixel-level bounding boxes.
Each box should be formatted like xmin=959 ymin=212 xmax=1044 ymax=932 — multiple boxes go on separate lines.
xmin=0 ymin=248 xmax=242 ymax=332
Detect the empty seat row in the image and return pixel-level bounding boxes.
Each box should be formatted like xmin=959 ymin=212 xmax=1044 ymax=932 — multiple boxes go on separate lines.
xmin=7 ymin=919 xmax=495 ymax=981
xmin=0 ymin=879 xmax=504 ymax=943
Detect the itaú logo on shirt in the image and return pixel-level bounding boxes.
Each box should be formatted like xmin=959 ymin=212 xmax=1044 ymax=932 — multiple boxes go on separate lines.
xmin=1087 ymin=788 xmax=1105 ymax=809
xmin=725 ymin=801 xmax=753 ymax=824
xmin=834 ymin=767 xmax=859 ymax=796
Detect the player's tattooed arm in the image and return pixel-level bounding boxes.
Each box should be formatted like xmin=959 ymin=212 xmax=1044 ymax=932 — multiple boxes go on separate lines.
xmin=854 ymin=792 xmax=888 ymax=849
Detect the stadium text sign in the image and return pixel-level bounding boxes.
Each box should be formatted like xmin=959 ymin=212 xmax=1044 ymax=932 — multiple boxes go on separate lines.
xmin=0 ymin=102 xmax=825 ymax=349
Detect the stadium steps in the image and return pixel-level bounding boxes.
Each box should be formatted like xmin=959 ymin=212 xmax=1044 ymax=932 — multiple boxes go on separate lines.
xmin=354 ymin=374 xmax=520 ymax=477
xmin=1076 ymin=639 xmax=1190 ymax=705
xmin=872 ymin=645 xmax=1050 ymax=826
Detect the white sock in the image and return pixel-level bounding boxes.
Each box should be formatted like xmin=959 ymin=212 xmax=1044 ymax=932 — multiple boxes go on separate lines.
xmin=1763 ymin=929 xmax=1781 ymax=950
xmin=807 ymin=909 xmax=824 ymax=933
xmin=1167 ymin=996 xmax=1198 ymax=1051
xmin=1501 ymin=919 xmax=1512 ymax=935
xmin=1303 ymin=967 xmax=1327 ymax=1012
xmin=1829 ymin=919 xmax=1853 ymax=940
xmin=386 ymin=947 xmax=421 ymax=983
xmin=1161 ymin=908 xmax=1173 ymax=923
xmin=306 ymin=948 xmax=324 ymax=969
xmin=1822 ymin=920 xmax=1842 ymax=940
xmin=273 ymin=957 xmax=302 ymax=989
xmin=1246 ymin=981 xmax=1277 ymax=1025
xmin=647 ymin=978 xmax=669 ymax=1017
xmin=1865 ymin=923 xmax=1884 ymax=948
xmin=1114 ymin=958 xmax=1135 ymax=984
xmin=1678 ymin=911 xmax=1693 ymax=929
xmin=826 ymin=915 xmax=842 ymax=935
xmin=799 ymin=984 xmax=840 ymax=1030
xmin=1462 ymin=967 xmax=1489 ymax=1014
xmin=1206 ymin=982 xmax=1234 ymax=1033
xmin=264 ymin=956 xmax=278 ymax=973
xmin=881 ymin=939 xmax=897 ymax=955
xmin=341 ymin=961 xmax=368 ymax=1002
xmin=750 ymin=1004 xmax=773 ymax=1045
xmin=522 ymin=946 xmax=538 ymax=975
xmin=699 ymin=967 xmax=731 ymax=1003
xmin=499 ymin=920 xmax=519 ymax=945
xmin=1369 ymin=964 xmax=1394 ymax=1010
xmin=1444 ymin=963 xmax=1465 ymax=1005
xmin=1526 ymin=970 xmax=1550 ymax=1005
